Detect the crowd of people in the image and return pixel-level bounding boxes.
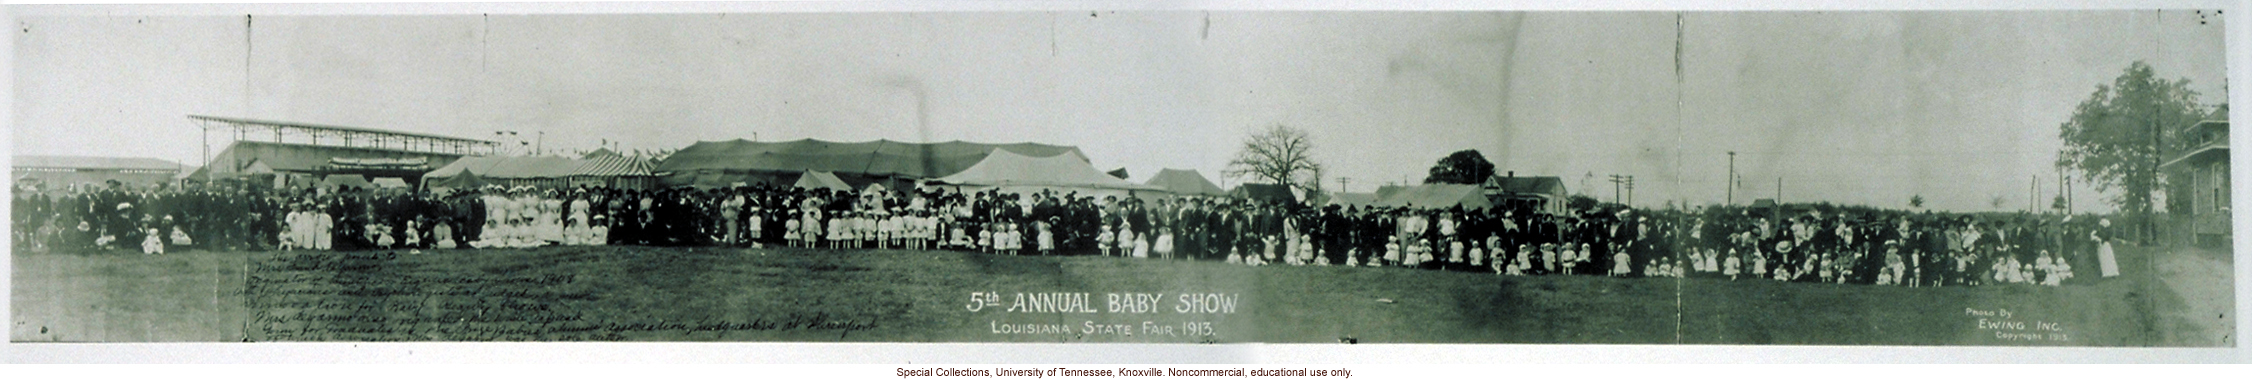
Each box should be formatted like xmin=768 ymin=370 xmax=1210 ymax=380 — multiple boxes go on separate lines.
xmin=14 ymin=179 xmax=2123 ymax=287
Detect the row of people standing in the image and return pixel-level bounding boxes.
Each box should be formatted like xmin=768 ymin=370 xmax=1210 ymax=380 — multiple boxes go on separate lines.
xmin=17 ymin=179 xmax=2123 ymax=289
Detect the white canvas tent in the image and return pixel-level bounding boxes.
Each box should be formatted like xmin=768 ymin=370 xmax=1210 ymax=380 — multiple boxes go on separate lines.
xmin=1143 ymin=168 xmax=1225 ymax=197
xmin=792 ymin=170 xmax=854 ymax=191
xmin=932 ymin=150 xmax=1163 ymax=197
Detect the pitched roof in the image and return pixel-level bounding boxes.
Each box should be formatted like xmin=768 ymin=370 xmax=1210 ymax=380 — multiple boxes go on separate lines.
xmin=13 ymin=155 xmax=181 ymax=171
xmin=1143 ymin=168 xmax=1225 ymax=196
xmin=1488 ymin=176 xmax=1567 ymax=195
xmin=655 ymin=139 xmax=1087 ymax=179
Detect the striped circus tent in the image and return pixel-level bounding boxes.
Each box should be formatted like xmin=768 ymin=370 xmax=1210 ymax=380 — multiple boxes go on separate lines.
xmin=570 ymin=154 xmax=654 ymax=177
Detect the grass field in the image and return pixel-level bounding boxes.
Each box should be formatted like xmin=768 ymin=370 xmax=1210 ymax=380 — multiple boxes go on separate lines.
xmin=10 ymin=242 xmax=2232 ymax=345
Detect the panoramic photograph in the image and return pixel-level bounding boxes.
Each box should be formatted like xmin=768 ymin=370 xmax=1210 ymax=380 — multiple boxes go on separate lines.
xmin=9 ymin=9 xmax=2233 ymax=347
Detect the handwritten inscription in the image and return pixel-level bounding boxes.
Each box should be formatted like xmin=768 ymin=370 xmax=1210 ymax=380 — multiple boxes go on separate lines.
xmin=243 ymin=250 xmax=885 ymax=341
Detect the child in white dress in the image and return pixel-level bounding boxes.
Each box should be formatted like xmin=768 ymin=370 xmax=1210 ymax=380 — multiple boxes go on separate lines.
xmin=1035 ymin=219 xmax=1055 ymax=255
xmin=141 ymin=228 xmax=165 ymax=255
xmin=747 ymin=206 xmax=765 ymax=249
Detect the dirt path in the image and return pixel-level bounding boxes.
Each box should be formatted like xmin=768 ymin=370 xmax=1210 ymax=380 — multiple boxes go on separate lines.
xmin=2144 ymin=245 xmax=2235 ymax=346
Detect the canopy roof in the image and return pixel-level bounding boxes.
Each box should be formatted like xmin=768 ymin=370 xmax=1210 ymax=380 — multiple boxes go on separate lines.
xmin=426 ymin=155 xmax=653 ymax=179
xmin=793 ymin=170 xmax=854 ymax=191
xmin=1372 ymin=183 xmax=1492 ymax=210
xmin=1143 ymin=168 xmax=1225 ymax=196
xmin=188 ymin=115 xmax=492 ymax=145
xmin=327 ymin=156 xmax=431 ymax=171
xmin=655 ymin=139 xmax=1088 ymax=179
xmin=933 ymin=150 xmax=1160 ymax=191
xmin=188 ymin=115 xmax=497 ymax=156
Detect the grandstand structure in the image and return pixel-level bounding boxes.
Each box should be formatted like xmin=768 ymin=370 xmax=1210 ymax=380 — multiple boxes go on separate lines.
xmin=188 ymin=115 xmax=501 ymax=187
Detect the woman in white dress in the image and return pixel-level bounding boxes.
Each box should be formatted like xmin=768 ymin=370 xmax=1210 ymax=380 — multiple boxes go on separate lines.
xmin=485 ymin=189 xmax=512 ymax=248
xmin=2094 ymin=219 xmax=2119 ymax=278
xmin=521 ymin=190 xmax=545 ymax=247
xmin=278 ymin=204 xmax=302 ymax=250
xmin=497 ymin=191 xmax=521 ymax=247
xmin=720 ymin=192 xmax=745 ymax=246
xmin=505 ymin=190 xmax=531 ymax=248
xmin=477 ymin=189 xmax=506 ymax=248
xmin=312 ymin=206 xmax=334 ymax=250
xmin=565 ymin=194 xmax=591 ymax=245
xmin=1438 ymin=212 xmax=1460 ymax=264
xmin=540 ymin=191 xmax=567 ymax=245
xmin=588 ymin=214 xmax=610 ymax=246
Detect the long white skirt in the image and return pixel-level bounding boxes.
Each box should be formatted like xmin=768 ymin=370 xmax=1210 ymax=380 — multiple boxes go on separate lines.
xmin=2097 ymin=241 xmax=2120 ymax=277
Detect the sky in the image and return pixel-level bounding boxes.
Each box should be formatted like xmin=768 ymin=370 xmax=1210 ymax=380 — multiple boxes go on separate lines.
xmin=11 ymin=9 xmax=2229 ymax=212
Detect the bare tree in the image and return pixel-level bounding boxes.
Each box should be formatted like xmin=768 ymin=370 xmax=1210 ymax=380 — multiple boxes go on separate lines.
xmin=1224 ymin=124 xmax=1324 ymax=196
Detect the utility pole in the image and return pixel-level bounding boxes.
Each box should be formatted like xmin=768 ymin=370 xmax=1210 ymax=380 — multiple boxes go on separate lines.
xmin=1625 ymin=175 xmax=1635 ymax=207
xmin=1337 ymin=177 xmax=1351 ymax=193
xmin=1726 ymin=151 xmax=1737 ymax=205
xmin=1609 ymin=174 xmax=1627 ymax=204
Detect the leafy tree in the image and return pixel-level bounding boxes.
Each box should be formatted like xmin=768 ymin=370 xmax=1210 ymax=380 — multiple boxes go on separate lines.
xmin=1224 ymin=124 xmax=1325 ymax=196
xmin=1566 ymin=194 xmax=1598 ymax=211
xmin=1909 ymin=194 xmax=1925 ymax=209
xmin=1423 ymin=149 xmax=1497 ymax=185
xmin=2057 ymin=61 xmax=2211 ymax=237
